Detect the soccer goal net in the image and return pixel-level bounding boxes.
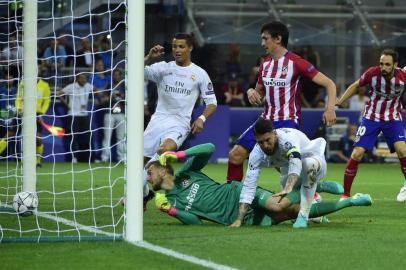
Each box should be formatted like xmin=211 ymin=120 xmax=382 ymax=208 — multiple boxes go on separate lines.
xmin=0 ymin=0 xmax=134 ymax=242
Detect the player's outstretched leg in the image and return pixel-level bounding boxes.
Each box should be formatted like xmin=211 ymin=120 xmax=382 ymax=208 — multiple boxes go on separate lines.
xmin=293 ymin=159 xmax=319 ymax=229
xmin=396 ymin=156 xmax=406 ymax=202
xmin=227 ymin=145 xmax=249 ymax=183
xmin=316 ymin=180 xmax=344 ymax=195
xmin=308 ymin=193 xmax=372 ymax=218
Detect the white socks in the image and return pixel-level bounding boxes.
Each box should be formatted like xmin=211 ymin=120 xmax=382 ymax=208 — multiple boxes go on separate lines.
xmin=298 ymin=182 xmax=317 ymax=221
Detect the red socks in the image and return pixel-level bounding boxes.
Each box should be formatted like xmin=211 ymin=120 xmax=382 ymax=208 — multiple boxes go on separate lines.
xmin=343 ymin=158 xmax=359 ymax=197
xmin=399 ymin=157 xmax=406 ymax=180
xmin=227 ymin=161 xmax=243 ymax=183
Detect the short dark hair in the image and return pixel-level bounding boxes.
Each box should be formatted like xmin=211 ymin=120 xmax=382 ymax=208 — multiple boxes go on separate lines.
xmin=146 ymin=160 xmax=174 ymax=176
xmin=261 ymin=21 xmax=289 ymax=48
xmin=173 ymin=32 xmax=195 ymax=47
xmin=381 ymin=49 xmax=398 ymax=64
xmin=253 ymin=117 xmax=274 ymax=136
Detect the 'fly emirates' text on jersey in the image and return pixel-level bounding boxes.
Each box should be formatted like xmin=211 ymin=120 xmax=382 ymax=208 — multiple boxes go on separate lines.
xmin=240 ymin=128 xmax=326 ymax=204
xmin=257 ymin=51 xmax=318 ymax=122
xmin=359 ymin=67 xmax=406 ymax=122
xmin=145 ymin=61 xmax=217 ymax=126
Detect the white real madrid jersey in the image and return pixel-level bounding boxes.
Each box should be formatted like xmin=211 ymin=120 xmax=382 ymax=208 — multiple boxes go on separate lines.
xmin=240 ymin=128 xmax=326 ymax=204
xmin=145 ymin=61 xmax=217 ymax=126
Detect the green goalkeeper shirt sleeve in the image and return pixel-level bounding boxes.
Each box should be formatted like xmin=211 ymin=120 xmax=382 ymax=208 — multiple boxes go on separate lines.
xmin=172 ymin=209 xmax=202 ymax=225
xmin=180 ymin=143 xmax=215 ymax=172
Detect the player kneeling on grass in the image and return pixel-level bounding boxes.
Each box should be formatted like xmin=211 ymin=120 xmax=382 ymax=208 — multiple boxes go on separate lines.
xmin=146 ymin=143 xmax=372 ymax=226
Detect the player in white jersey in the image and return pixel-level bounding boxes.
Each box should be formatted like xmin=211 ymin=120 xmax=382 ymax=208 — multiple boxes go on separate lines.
xmin=230 ymin=117 xmax=327 ymax=228
xmin=142 ymin=33 xmax=217 ymax=203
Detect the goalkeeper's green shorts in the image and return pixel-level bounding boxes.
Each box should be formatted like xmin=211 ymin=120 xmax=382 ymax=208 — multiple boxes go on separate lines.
xmin=252 ymin=186 xmax=274 ymax=209
xmin=244 ymin=187 xmax=274 ymax=226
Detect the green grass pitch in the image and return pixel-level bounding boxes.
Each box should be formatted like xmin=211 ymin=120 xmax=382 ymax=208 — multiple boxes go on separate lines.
xmin=1 ymin=162 xmax=406 ymax=270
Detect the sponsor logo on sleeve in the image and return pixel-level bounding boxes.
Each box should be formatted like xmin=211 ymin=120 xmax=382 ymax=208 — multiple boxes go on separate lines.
xmin=284 ymin=141 xmax=293 ymax=150
xmin=205 ymin=90 xmax=215 ymax=95
xmin=207 ymin=82 xmax=213 ymax=90
xmin=307 ymin=65 xmax=315 ymax=73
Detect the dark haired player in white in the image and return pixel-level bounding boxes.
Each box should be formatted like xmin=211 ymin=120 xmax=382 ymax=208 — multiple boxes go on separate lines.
xmin=142 ymin=33 xmax=217 ymax=201
xmin=231 ymin=117 xmax=333 ymax=228
xmin=148 ymin=143 xmax=371 ymax=226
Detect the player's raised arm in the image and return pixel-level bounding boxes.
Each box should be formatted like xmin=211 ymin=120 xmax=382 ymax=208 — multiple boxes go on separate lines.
xmin=144 ymin=44 xmax=164 ymax=66
xmin=159 ymin=143 xmax=215 ymax=172
xmin=311 ymin=72 xmax=337 ymax=126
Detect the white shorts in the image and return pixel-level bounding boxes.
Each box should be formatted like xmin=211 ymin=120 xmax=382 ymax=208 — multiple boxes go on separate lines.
xmin=279 ymin=154 xmax=327 ymax=188
xmin=143 ymin=114 xmax=190 ymax=158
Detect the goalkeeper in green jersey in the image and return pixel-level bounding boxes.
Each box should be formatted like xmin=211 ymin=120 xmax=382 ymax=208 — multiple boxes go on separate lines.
xmin=147 ymin=143 xmax=372 ymax=226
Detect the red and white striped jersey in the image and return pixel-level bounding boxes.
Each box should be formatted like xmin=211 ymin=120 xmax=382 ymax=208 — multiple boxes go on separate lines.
xmin=257 ymin=51 xmax=318 ymax=122
xmin=359 ymin=67 xmax=406 ymax=122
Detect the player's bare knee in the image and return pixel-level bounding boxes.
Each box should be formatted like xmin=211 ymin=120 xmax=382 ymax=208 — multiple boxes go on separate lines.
xmin=228 ymin=151 xmax=244 ymax=164
xmin=228 ymin=146 xmax=248 ymax=165
xmin=394 ymin=142 xmax=406 ymax=158
xmin=351 ymin=147 xmax=365 ymax=161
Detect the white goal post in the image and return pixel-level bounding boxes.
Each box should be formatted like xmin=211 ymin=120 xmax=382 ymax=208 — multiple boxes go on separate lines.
xmin=22 ymin=0 xmax=39 ymax=194
xmin=0 ymin=0 xmax=144 ymax=242
xmin=125 ymin=0 xmax=144 ymax=242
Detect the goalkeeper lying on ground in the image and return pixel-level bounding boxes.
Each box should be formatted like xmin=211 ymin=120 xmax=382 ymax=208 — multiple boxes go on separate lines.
xmin=147 ymin=143 xmax=372 ymax=226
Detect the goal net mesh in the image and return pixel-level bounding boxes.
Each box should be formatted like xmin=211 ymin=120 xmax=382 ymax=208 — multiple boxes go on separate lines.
xmin=0 ymin=0 xmax=127 ymax=242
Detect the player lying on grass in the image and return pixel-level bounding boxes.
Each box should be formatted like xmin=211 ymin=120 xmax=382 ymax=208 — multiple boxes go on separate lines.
xmin=146 ymin=143 xmax=372 ymax=226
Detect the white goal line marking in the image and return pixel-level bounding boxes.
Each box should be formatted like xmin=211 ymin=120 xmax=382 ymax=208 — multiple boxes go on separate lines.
xmin=129 ymin=240 xmax=239 ymax=270
xmin=37 ymin=211 xmax=120 ymax=238
xmin=0 ymin=203 xmax=119 ymax=238
xmin=1 ymin=203 xmax=238 ymax=270
xmin=42 ymin=210 xmax=239 ymax=270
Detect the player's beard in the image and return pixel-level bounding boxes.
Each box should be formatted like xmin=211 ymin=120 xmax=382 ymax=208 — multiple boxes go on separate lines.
xmin=381 ymin=68 xmax=393 ymax=78
xmin=261 ymin=146 xmax=275 ymax=155
xmin=152 ymin=179 xmax=163 ymax=191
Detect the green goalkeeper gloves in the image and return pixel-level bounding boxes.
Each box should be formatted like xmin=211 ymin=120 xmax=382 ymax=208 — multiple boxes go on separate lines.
xmin=155 ymin=192 xmax=171 ymax=212
xmin=159 ymin=150 xmax=186 ymax=166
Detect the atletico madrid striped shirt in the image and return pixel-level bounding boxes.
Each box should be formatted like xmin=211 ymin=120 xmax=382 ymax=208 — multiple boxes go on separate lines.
xmin=359 ymin=67 xmax=406 ymax=122
xmin=257 ymin=51 xmax=318 ymax=122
